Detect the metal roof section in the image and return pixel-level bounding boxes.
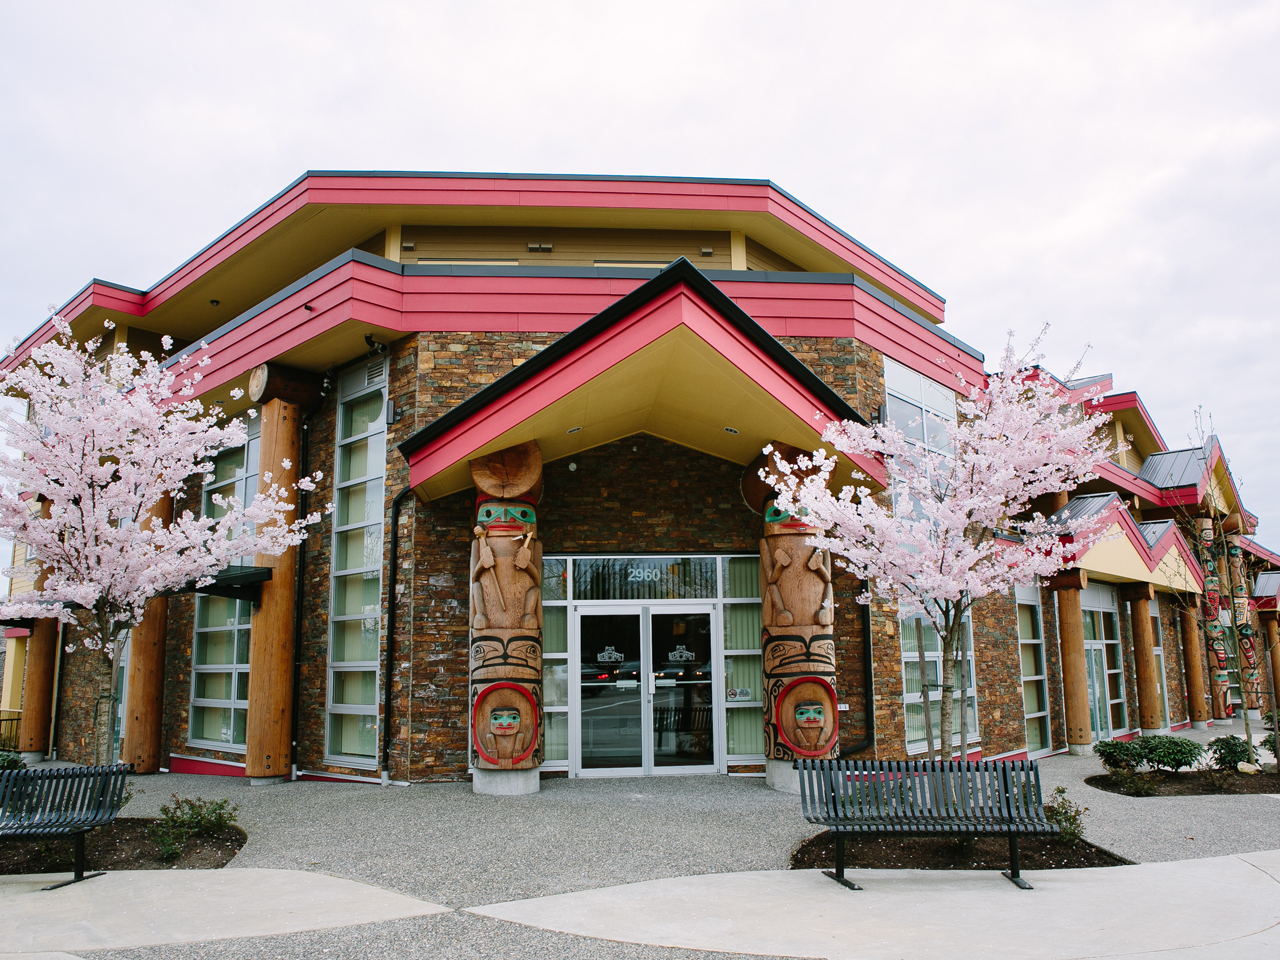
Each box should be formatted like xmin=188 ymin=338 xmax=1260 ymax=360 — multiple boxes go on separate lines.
xmin=1137 ymin=439 xmax=1214 ymax=489
xmin=1253 ymin=571 xmax=1280 ymax=599
xmin=1138 ymin=520 xmax=1176 ymax=550
xmin=1049 ymin=492 xmax=1121 ymax=526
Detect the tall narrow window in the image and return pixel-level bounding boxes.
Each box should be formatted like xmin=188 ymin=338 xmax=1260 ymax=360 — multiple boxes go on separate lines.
xmin=542 ymin=558 xmax=569 ymax=764
xmin=1016 ymin=585 xmax=1051 ymax=756
xmin=189 ymin=412 xmax=260 ymax=751
xmin=901 ymin=615 xmax=977 ymax=754
xmin=327 ymin=359 xmax=386 ymax=766
xmin=722 ymin=556 xmax=765 ymax=760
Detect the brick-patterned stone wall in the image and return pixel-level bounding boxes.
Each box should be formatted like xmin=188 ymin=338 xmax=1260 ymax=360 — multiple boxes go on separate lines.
xmin=1039 ymin=587 xmax=1067 ymax=752
xmin=970 ymin=592 xmax=1027 ymax=757
xmin=53 ymin=635 xmax=113 ymax=765
xmin=1157 ymin=593 xmax=1190 ymax=726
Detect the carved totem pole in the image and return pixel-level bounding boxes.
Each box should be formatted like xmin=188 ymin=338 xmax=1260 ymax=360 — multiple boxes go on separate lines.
xmin=1198 ymin=518 xmax=1231 ymax=719
xmin=742 ymin=443 xmax=839 ymax=782
xmin=1227 ymin=534 xmax=1263 ymax=711
xmin=468 ymin=441 xmax=544 ymax=790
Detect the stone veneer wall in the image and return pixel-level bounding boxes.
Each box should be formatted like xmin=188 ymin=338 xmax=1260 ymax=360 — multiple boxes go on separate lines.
xmin=969 ymin=592 xmax=1030 ymax=758
xmin=1039 ymin=587 xmax=1067 ymax=753
xmin=52 ymin=637 xmax=112 ymax=765
xmin=1157 ymin=593 xmax=1190 ymax=726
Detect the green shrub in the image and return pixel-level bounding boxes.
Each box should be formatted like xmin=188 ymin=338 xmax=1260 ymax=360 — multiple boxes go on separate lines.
xmin=1093 ymin=739 xmax=1143 ymax=773
xmin=1044 ymin=785 xmax=1088 ymax=844
xmin=1139 ymin=735 xmax=1203 ymax=772
xmin=1207 ymin=736 xmax=1252 ymax=771
xmin=1261 ymin=732 xmax=1276 ymax=760
xmin=0 ymin=751 xmax=25 ymax=771
xmin=149 ymin=794 xmax=239 ymax=863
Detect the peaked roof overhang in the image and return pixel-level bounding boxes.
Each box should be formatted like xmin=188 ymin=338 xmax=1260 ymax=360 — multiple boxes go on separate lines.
xmin=399 ymin=259 xmax=882 ymax=502
xmin=1055 ymin=493 xmax=1203 ymax=594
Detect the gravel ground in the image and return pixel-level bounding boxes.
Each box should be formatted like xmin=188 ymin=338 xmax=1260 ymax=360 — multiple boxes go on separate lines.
xmin=81 ymin=912 xmax=799 ymax=960
xmin=117 ymin=772 xmax=818 ymax=907
xmin=1038 ymin=724 xmax=1280 ymax=863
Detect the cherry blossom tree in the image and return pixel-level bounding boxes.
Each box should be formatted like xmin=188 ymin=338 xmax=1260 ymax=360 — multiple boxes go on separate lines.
xmin=768 ymin=333 xmax=1115 ymax=759
xmin=0 ymin=320 xmax=324 ymax=661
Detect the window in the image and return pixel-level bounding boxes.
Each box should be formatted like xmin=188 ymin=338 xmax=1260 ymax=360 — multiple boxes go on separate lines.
xmin=900 ymin=614 xmax=977 ymax=754
xmin=884 ymin=357 xmax=957 ymax=454
xmin=722 ymin=556 xmax=764 ymax=760
xmin=1151 ymin=612 xmax=1169 ymax=728
xmin=1079 ymin=584 xmax=1127 ymax=738
xmin=327 ymin=360 xmax=386 ymax=766
xmin=188 ymin=412 xmax=259 ymax=752
xmin=542 ymin=559 xmax=569 ymax=764
xmin=1016 ymin=585 xmax=1051 ymax=756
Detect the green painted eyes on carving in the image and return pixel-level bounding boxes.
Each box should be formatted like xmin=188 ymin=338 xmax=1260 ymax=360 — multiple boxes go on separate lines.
xmin=490 ymin=708 xmax=521 ymax=733
xmin=765 ymin=504 xmax=809 ymax=524
xmin=477 ymin=504 xmax=537 ymax=525
xmin=795 ymin=702 xmax=824 ymax=725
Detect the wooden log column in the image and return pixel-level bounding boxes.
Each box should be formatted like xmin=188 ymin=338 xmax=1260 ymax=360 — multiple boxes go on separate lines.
xmin=1049 ymin=569 xmax=1091 ymax=755
xmin=17 ymin=499 xmax=57 ymax=762
xmin=245 ymin=398 xmax=303 ymax=780
xmin=120 ymin=495 xmax=174 ymax=773
xmin=1261 ymin=613 xmax=1280 ymax=724
xmin=1120 ymin=583 xmax=1164 ymax=734
xmin=1180 ymin=601 xmax=1211 ymax=729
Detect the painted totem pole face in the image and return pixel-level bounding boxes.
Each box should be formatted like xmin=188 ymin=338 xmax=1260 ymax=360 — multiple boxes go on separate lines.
xmin=795 ymin=702 xmax=825 ymax=727
xmin=476 ymin=499 xmax=537 ymax=538
xmin=490 ymin=707 xmax=522 ymax=735
xmin=763 ymin=497 xmax=821 ymax=537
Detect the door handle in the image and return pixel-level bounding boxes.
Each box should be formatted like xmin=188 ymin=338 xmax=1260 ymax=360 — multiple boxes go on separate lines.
xmin=648 ymin=673 xmax=656 ymax=695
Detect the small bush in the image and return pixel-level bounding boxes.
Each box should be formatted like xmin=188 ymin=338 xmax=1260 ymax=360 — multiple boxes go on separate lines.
xmin=0 ymin=750 xmax=25 ymax=771
xmin=1140 ymin=735 xmax=1203 ymax=772
xmin=1207 ymin=736 xmax=1253 ymax=771
xmin=1201 ymin=767 xmax=1233 ymax=793
xmin=1112 ymin=769 xmax=1160 ymax=796
xmin=1261 ymin=732 xmax=1276 ymax=760
xmin=149 ymin=794 xmax=239 ymax=863
xmin=1093 ymin=739 xmax=1143 ymax=773
xmin=1044 ymin=785 xmax=1088 ymax=844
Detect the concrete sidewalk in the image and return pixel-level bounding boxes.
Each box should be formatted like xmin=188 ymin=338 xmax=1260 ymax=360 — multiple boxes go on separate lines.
xmin=471 ymin=850 xmax=1280 ymax=960
xmin=0 ymin=868 xmax=449 ymax=955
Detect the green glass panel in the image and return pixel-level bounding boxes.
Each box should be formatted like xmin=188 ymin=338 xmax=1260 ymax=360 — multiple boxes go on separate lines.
xmin=232 ymin=708 xmax=247 ymax=745
xmin=338 ymin=481 xmax=382 ymax=526
xmin=544 ymin=711 xmax=568 ymax=761
xmin=333 ymin=670 xmax=376 ymax=705
xmin=1020 ymin=642 xmax=1043 ymax=678
xmin=340 ymin=435 xmax=385 ymax=483
xmin=542 ymin=606 xmax=567 ymax=654
xmin=1102 ymin=612 xmax=1118 ymax=642
xmin=726 ymin=705 xmax=765 ymax=756
xmin=1026 ymin=716 xmax=1049 ymax=752
xmin=236 ymin=671 xmax=249 ymax=701
xmin=724 ymin=603 xmax=762 ymax=651
xmin=341 ymin=392 xmax=383 ymax=441
xmin=197 ymin=595 xmax=237 ymax=629
xmin=192 ymin=706 xmax=231 ymax=743
xmin=194 ymin=672 xmax=232 ymax=700
xmin=334 ymin=572 xmax=381 ymax=617
xmin=1017 ymin=603 xmax=1041 ymax=640
xmin=921 ymin=621 xmax=940 ymax=653
xmin=724 ymin=654 xmax=761 ymax=702
xmin=1022 ymin=680 xmax=1045 ymax=714
xmin=543 ymin=661 xmax=568 ymax=707
xmin=235 ymin=630 xmax=250 ymax=665
xmin=237 ymin=600 xmax=252 ymax=625
xmin=210 ymin=445 xmax=245 ymax=485
xmin=905 ymin=700 xmax=942 ymax=746
xmin=329 ymin=713 xmax=377 ymax=757
xmin=336 ymin=525 xmax=383 ymax=572
xmin=196 ymin=631 xmax=235 ymax=666
xmin=332 ymin=618 xmax=379 ymax=662
xmin=723 ymin=556 xmax=761 ymax=599
xmin=542 ymin=559 xmax=567 ymax=601
xmin=574 ymin=557 xmax=716 ymax=600
xmin=1082 ymin=610 xmax=1098 ymax=642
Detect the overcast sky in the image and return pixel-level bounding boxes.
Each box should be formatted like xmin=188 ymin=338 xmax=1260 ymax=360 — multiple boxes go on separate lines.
xmin=1 ymin=1 xmax=1276 ymax=534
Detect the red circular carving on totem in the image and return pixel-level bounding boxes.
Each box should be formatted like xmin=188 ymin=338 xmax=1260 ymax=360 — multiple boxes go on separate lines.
xmin=472 ymin=681 xmax=540 ymax=767
xmin=774 ymin=675 xmax=839 ymax=758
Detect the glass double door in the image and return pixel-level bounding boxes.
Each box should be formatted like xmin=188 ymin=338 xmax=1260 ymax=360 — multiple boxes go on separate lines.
xmin=575 ymin=606 xmax=718 ymax=775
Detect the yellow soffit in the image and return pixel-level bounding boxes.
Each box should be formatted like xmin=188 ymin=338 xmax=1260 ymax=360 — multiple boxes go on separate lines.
xmin=416 ymin=324 xmax=869 ymax=502
xmin=1078 ymin=523 xmax=1201 ymax=594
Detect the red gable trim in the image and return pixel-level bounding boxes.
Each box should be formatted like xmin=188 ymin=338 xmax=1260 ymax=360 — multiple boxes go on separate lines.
xmin=402 ymin=280 xmax=886 ymax=491
xmin=1240 ymin=536 xmax=1280 ymax=569
xmin=1097 ymin=392 xmax=1168 ymax=452
xmin=1063 ymin=496 xmax=1203 ymax=592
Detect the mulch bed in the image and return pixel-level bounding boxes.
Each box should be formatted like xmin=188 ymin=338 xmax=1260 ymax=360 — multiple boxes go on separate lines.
xmin=791 ymin=832 xmax=1132 ymax=871
xmin=0 ymin=818 xmax=245 ymax=875
xmin=1086 ymin=771 xmax=1280 ymax=797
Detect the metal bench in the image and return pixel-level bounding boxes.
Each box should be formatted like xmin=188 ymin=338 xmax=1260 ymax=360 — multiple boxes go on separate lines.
xmin=1 ymin=764 xmax=131 ymax=890
xmin=797 ymin=758 xmax=1058 ymax=890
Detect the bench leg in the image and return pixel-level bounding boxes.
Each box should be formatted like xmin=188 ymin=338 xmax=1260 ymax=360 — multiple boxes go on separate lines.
xmin=1001 ymin=835 xmax=1033 ymax=890
xmin=822 ymin=833 xmax=862 ymax=891
xmin=41 ymin=833 xmax=106 ymax=891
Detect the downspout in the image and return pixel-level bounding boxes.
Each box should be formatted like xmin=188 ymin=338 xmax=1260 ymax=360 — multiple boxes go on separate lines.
xmin=382 ymin=485 xmax=415 ymax=785
xmin=839 ymin=599 xmax=876 ymax=758
xmin=288 ymin=413 xmax=312 ymax=781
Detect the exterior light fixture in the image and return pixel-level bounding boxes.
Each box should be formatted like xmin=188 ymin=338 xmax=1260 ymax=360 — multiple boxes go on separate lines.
xmin=402 ymin=241 xmax=416 ymax=251
xmin=568 ymin=462 xmax=577 ymax=472
xmin=724 ymin=427 xmax=739 ymax=434
xmin=567 ymin=426 xmax=582 ymax=434
xmin=700 ymin=246 xmax=713 ymax=257
xmin=210 ymin=300 xmax=220 ymax=307
xmin=303 ymin=304 xmax=314 ymax=312
xmin=528 ymin=242 xmax=553 ymax=252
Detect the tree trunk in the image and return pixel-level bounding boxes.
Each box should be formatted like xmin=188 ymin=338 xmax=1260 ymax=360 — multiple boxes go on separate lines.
xmin=916 ymin=640 xmax=935 ymax=761
xmin=938 ymin=634 xmax=956 ymax=761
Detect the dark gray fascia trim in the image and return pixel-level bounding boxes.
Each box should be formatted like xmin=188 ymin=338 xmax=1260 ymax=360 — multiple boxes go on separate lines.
xmin=164 ymin=250 xmax=982 ymax=368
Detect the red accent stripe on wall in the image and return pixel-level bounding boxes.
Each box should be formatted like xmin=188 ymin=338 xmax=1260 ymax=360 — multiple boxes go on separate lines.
xmin=168 ymin=755 xmax=247 ymax=777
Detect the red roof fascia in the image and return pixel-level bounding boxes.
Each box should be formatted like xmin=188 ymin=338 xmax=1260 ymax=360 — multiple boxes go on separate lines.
xmin=1097 ymin=392 xmax=1168 ymax=451
xmin=1240 ymin=536 xmax=1280 ymax=569
xmin=403 ymin=280 xmax=887 ymax=491
xmin=1062 ymin=497 xmax=1203 ymax=591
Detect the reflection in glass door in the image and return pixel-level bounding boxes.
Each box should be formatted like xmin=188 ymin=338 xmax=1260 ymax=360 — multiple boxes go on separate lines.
xmin=1083 ymin=607 xmax=1127 ymax=740
xmin=574 ymin=606 xmax=718 ymax=775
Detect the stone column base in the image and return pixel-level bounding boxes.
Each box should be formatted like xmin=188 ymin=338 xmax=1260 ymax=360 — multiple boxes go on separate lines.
xmin=766 ymin=759 xmax=801 ymax=794
xmin=1215 ymin=718 xmax=1234 ymax=726
xmin=1247 ymin=709 xmax=1262 ymax=721
xmin=1067 ymin=742 xmax=1093 ymax=757
xmin=249 ymin=776 xmax=287 ymax=786
xmin=1191 ymin=721 xmax=1210 ymax=730
xmin=1141 ymin=727 xmax=1171 ymax=737
xmin=473 ymin=767 xmax=540 ymax=796
xmin=19 ymin=751 xmax=45 ymax=766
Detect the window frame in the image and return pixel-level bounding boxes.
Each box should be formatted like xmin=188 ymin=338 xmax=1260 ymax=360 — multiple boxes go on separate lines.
xmin=1015 ymin=585 xmax=1052 ymax=758
xmin=899 ymin=612 xmax=979 ymax=756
